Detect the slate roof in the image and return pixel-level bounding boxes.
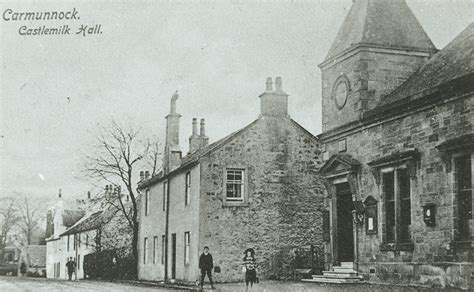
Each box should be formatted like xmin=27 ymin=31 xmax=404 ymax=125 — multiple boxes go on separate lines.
xmin=139 ymin=118 xmax=318 ymax=189
xmin=138 ymin=120 xmax=258 ymax=189
xmin=324 ymin=0 xmax=436 ymax=62
xmin=379 ymin=23 xmax=474 ymax=106
xmin=62 ymin=210 xmax=85 ymax=228
xmin=61 ymin=207 xmax=119 ymax=236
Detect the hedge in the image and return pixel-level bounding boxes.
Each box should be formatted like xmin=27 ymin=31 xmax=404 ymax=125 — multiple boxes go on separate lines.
xmin=0 ymin=265 xmax=17 ymax=276
xmin=83 ymin=249 xmax=134 ymax=280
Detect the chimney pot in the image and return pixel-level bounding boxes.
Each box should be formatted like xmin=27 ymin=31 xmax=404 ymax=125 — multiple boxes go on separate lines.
xmin=105 ymin=185 xmax=109 ymax=192
xmin=266 ymin=77 xmax=273 ymax=92
xmin=200 ymin=119 xmax=206 ymax=136
xmin=192 ymin=118 xmax=198 ymax=136
xmin=275 ymin=76 xmax=282 ymax=91
xmin=58 ymin=189 xmax=62 ymax=198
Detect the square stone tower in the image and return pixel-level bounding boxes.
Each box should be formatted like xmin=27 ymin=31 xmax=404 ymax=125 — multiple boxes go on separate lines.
xmin=319 ymin=0 xmax=438 ymax=132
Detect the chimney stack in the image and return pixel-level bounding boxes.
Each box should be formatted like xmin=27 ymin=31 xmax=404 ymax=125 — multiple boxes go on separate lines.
xmin=266 ymin=77 xmax=273 ymax=92
xmin=189 ymin=118 xmax=209 ymax=154
xmin=164 ymin=91 xmax=182 ymax=174
xmin=87 ymin=191 xmax=91 ymax=199
xmin=58 ymin=189 xmax=62 ymax=198
xmin=145 ymin=171 xmax=150 ymax=179
xmin=140 ymin=171 xmax=145 ymax=181
xmin=200 ymin=119 xmax=206 ymax=137
xmin=259 ymin=76 xmax=289 ymax=118
xmin=192 ymin=118 xmax=198 ymax=136
xmin=275 ymin=77 xmax=283 ymax=92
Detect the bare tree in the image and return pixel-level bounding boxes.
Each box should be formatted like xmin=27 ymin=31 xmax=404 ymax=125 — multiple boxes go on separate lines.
xmin=82 ymin=119 xmax=161 ymax=278
xmin=16 ymin=197 xmax=42 ymax=245
xmin=0 ymin=199 xmax=18 ymax=245
xmin=146 ymin=137 xmax=162 ymax=177
xmin=0 ymin=198 xmax=19 ymax=263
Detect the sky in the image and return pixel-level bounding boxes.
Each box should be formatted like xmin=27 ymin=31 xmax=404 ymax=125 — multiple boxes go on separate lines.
xmin=1 ymin=0 xmax=473 ymax=202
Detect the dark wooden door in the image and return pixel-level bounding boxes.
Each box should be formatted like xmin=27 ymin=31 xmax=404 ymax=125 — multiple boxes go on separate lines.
xmin=171 ymin=233 xmax=176 ymax=279
xmin=336 ymin=183 xmax=354 ymax=263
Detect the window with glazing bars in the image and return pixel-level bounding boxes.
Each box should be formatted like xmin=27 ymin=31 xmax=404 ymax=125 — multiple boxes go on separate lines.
xmin=225 ymin=169 xmax=244 ymax=201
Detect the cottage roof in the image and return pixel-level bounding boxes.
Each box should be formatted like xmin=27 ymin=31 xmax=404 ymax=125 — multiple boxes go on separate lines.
xmin=138 ymin=120 xmax=257 ymax=189
xmin=378 ymin=23 xmax=474 ymax=107
xmin=61 ymin=207 xmax=118 ymax=236
xmin=139 ymin=118 xmax=318 ymax=189
xmin=62 ymin=210 xmax=85 ymax=227
xmin=324 ymin=0 xmax=436 ymax=62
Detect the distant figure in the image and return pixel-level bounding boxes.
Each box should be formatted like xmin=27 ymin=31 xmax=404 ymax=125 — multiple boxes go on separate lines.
xmin=20 ymin=262 xmax=27 ymax=277
xmin=66 ymin=257 xmax=76 ymax=281
xmin=242 ymin=248 xmax=258 ymax=292
xmin=111 ymin=256 xmax=117 ymax=281
xmin=199 ymin=246 xmax=215 ymax=290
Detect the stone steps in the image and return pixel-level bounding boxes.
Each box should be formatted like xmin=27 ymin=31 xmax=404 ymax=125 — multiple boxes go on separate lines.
xmin=301 ymin=262 xmax=362 ymax=284
xmin=302 ymin=275 xmax=362 ymax=284
xmin=339 ymin=262 xmax=354 ymax=268
xmin=323 ymin=271 xmax=359 ymax=278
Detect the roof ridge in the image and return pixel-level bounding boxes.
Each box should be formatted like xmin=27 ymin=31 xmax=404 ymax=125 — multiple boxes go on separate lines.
xmin=325 ymin=0 xmax=436 ymax=62
xmin=138 ymin=119 xmax=259 ymax=189
xmin=378 ymin=23 xmax=474 ymax=106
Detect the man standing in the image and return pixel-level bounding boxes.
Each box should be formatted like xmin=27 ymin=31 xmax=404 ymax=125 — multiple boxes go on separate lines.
xmin=19 ymin=262 xmax=27 ymax=277
xmin=199 ymin=246 xmax=215 ymax=290
xmin=66 ymin=257 xmax=76 ymax=281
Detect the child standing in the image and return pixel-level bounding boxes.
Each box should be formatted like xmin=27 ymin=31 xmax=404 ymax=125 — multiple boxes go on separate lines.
xmin=199 ymin=246 xmax=215 ymax=290
xmin=242 ymin=248 xmax=257 ymax=292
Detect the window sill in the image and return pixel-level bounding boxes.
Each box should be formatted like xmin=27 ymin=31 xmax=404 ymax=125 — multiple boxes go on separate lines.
xmin=223 ymin=200 xmax=248 ymax=207
xmin=380 ymin=242 xmax=414 ymax=252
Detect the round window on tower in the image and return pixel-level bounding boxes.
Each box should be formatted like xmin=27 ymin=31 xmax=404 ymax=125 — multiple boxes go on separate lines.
xmin=332 ymin=76 xmax=350 ymax=110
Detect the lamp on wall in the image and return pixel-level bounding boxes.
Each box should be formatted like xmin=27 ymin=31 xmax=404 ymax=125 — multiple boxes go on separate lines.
xmin=423 ymin=204 xmax=436 ymax=227
xmin=352 ymin=200 xmax=365 ymax=224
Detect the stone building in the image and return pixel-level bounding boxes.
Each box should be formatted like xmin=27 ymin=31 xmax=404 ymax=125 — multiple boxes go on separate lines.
xmin=137 ymin=78 xmax=325 ymax=283
xmin=46 ymin=186 xmax=133 ymax=279
xmin=45 ymin=190 xmax=86 ymax=279
xmin=316 ymin=0 xmax=473 ymax=289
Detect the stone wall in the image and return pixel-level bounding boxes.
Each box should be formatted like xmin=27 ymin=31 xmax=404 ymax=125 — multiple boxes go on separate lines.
xmin=198 ymin=116 xmax=325 ymax=282
xmin=322 ymin=93 xmax=473 ymax=289
xmin=321 ymin=49 xmax=429 ymax=132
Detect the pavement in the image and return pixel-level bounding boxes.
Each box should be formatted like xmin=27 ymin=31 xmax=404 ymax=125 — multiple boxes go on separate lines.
xmin=0 ymin=276 xmax=175 ymax=291
xmin=0 ymin=276 xmax=465 ymax=292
